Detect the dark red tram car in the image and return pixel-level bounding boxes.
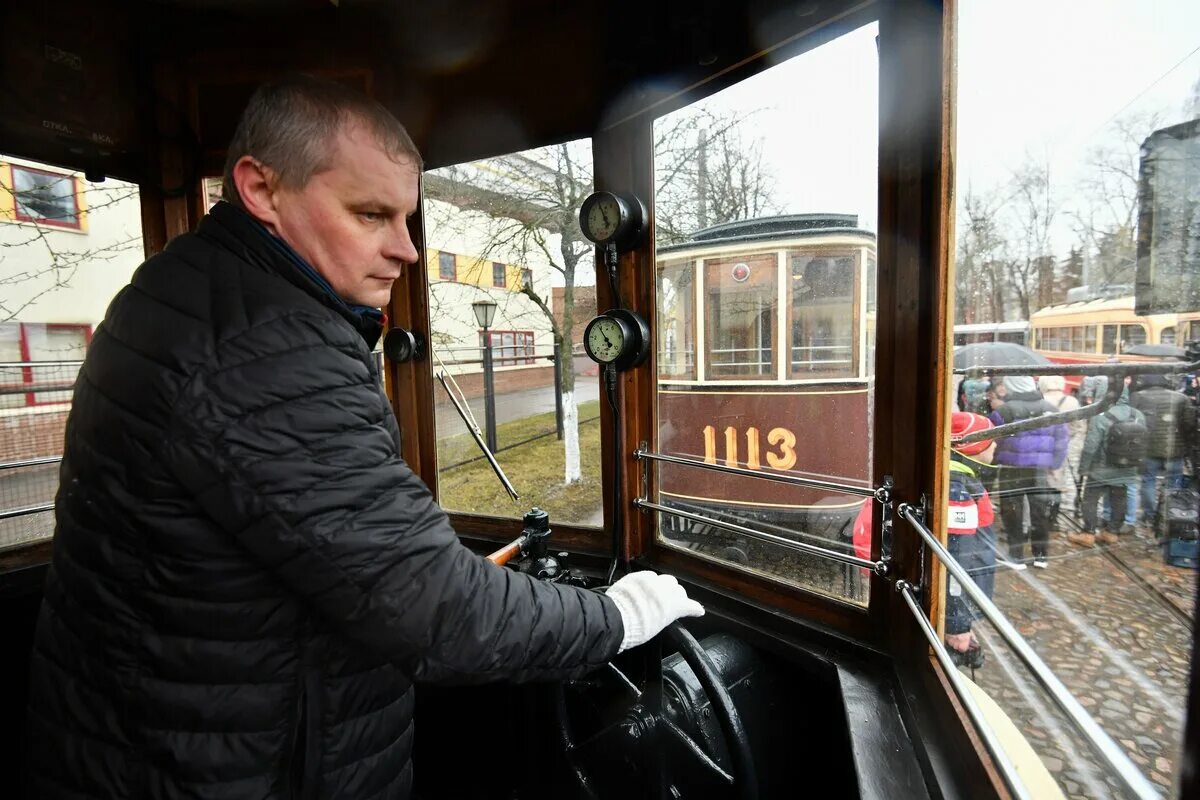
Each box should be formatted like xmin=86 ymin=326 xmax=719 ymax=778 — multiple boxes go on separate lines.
xmin=654 ymin=215 xmax=877 ymax=586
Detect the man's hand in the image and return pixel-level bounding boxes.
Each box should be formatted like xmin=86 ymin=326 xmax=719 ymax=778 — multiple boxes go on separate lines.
xmin=607 ymin=571 xmax=705 ymax=653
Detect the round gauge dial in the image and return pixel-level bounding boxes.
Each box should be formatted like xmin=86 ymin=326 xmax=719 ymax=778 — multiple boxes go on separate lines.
xmin=584 ymin=315 xmax=625 ymax=364
xmin=585 ymin=194 xmax=622 ymax=244
xmin=578 ymin=191 xmax=646 ymax=248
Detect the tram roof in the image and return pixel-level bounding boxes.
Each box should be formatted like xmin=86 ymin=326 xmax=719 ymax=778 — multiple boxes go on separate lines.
xmin=658 ymin=214 xmax=877 ymax=254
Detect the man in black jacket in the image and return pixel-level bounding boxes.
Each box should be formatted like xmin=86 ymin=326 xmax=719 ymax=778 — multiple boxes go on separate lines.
xmin=26 ymin=75 xmax=701 ymax=799
xmin=1132 ymin=373 xmax=1195 ymax=525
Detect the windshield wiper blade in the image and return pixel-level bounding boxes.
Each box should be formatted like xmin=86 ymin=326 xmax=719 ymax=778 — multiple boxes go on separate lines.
xmin=437 ymin=371 xmax=520 ymax=502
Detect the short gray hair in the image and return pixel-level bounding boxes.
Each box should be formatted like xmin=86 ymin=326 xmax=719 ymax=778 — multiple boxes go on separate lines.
xmin=222 ymin=74 xmax=421 ymax=207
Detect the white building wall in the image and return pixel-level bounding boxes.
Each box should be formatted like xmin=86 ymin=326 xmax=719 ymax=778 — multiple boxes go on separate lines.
xmin=423 ymin=197 xmax=557 ymax=376
xmin=0 ymin=156 xmax=143 ymax=329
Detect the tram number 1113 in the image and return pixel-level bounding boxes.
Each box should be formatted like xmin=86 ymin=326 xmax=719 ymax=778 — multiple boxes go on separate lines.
xmin=703 ymin=425 xmax=798 ymax=471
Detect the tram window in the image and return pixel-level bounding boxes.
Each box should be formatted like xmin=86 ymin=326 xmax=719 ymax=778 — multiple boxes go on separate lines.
xmin=1102 ymin=323 xmax=1119 ymax=354
xmin=1160 ymin=326 xmax=1176 ymax=346
xmin=1120 ymin=323 xmax=1147 ymax=352
xmin=652 ymin=21 xmax=878 ymax=602
xmin=790 ymin=252 xmax=856 ymax=379
xmin=1070 ymin=326 xmax=1085 ymax=352
xmin=951 ymin=1 xmax=1198 ymax=794
xmin=421 ymin=139 xmax=602 ymax=528
xmin=0 ymin=155 xmax=143 ymax=551
xmin=657 ymin=260 xmax=696 ymax=380
xmin=705 ymin=254 xmax=778 ymax=380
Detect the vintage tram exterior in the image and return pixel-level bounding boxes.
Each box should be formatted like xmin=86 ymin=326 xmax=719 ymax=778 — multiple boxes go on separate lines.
xmin=655 ymin=215 xmax=877 ymax=557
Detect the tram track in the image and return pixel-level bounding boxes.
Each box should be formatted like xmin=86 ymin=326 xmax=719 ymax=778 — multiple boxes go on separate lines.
xmin=1101 ymin=539 xmax=1194 ymax=630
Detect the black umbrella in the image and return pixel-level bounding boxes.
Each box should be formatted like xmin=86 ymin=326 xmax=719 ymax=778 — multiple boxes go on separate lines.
xmin=953 ymin=342 xmax=1051 ymax=370
xmin=1122 ymin=343 xmax=1187 ymax=359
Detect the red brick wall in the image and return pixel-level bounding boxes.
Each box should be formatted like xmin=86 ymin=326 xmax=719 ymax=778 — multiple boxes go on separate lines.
xmin=0 ymin=410 xmax=68 ymax=462
xmin=439 ymin=365 xmax=555 ymax=401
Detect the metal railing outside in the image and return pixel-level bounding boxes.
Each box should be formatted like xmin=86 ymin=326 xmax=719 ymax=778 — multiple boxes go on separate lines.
xmin=0 ymin=360 xmax=79 ymax=551
xmin=897 ymin=503 xmax=1161 ymax=800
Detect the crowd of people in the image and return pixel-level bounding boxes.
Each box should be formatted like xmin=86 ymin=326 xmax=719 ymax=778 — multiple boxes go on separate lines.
xmin=932 ymin=368 xmax=1198 ymax=667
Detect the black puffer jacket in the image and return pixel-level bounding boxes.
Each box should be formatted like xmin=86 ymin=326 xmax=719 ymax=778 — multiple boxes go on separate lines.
xmin=1131 ymin=384 xmax=1195 ymax=460
xmin=27 ymin=202 xmax=623 ymax=799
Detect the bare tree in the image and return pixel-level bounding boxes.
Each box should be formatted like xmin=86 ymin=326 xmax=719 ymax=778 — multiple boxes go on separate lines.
xmin=425 ymin=142 xmax=594 ymax=484
xmin=655 ymin=109 xmax=780 ymax=245
xmin=0 ymin=177 xmax=142 ymax=323
xmin=424 ymin=111 xmax=777 ymax=486
xmin=955 ymin=186 xmax=1009 ymax=323
xmin=1002 ymin=158 xmax=1059 ymax=321
xmin=1070 ymin=112 xmax=1162 ymax=290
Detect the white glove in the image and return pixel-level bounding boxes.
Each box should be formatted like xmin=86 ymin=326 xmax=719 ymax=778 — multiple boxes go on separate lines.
xmin=607 ymin=571 xmax=705 ymax=653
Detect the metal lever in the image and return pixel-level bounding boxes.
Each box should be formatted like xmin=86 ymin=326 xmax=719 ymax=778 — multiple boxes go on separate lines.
xmin=437 ymin=371 xmax=520 ymax=501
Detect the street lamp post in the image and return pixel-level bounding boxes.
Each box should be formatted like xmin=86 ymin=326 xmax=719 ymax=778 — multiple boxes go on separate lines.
xmin=472 ymin=299 xmax=499 ymax=452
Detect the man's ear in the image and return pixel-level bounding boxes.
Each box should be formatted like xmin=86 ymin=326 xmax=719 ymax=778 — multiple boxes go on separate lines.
xmin=232 ymin=156 xmax=281 ymax=231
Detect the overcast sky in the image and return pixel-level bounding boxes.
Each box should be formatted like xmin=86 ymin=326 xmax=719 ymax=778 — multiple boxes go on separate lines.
xmin=658 ymin=1 xmax=1200 ymax=242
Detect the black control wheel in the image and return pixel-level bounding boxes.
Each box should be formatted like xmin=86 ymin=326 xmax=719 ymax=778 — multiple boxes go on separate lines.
xmin=556 ymin=621 xmax=759 ymax=800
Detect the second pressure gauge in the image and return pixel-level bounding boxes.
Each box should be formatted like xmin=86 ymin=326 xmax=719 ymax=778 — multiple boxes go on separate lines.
xmin=578 ymin=191 xmax=648 ymax=250
xmin=583 ymin=309 xmax=649 ymax=371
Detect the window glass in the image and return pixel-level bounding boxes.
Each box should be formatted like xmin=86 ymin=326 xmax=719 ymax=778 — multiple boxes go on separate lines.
xmin=1070 ymin=326 xmax=1085 ymax=352
xmin=1 ymin=156 xmax=143 ymax=550
xmin=705 ymin=254 xmax=777 ymax=380
xmin=1102 ymin=323 xmax=1119 ymax=354
xmin=654 ymin=22 xmax=878 ymax=603
xmin=1161 ymin=326 xmax=1176 ymax=345
xmin=949 ymin=2 xmax=1198 ymax=795
xmin=422 ymin=140 xmax=601 ymax=527
xmin=657 ymin=260 xmax=696 ymax=379
xmin=11 ymin=165 xmax=80 ymax=229
xmin=790 ymin=252 xmax=856 ymax=378
xmin=1120 ymin=323 xmax=1147 ymax=351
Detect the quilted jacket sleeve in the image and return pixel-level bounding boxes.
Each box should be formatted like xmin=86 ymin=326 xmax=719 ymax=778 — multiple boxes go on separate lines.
xmin=163 ymin=311 xmax=622 ymax=684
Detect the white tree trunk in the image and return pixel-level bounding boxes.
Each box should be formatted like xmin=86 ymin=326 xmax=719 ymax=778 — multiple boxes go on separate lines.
xmin=562 ymin=390 xmax=582 ymax=484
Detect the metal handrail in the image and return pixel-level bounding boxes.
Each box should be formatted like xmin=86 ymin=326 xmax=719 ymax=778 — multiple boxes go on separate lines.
xmin=0 ymin=502 xmax=55 ymax=521
xmin=634 ymin=448 xmax=879 ymax=498
xmin=955 ymin=357 xmax=1200 ymax=378
xmin=896 ymin=581 xmax=1032 ymax=800
xmin=635 ymin=497 xmax=884 ymax=573
xmin=0 ymin=456 xmax=62 ymax=471
xmin=0 ymin=360 xmax=84 ymax=368
xmin=897 ymin=504 xmax=1161 ymax=800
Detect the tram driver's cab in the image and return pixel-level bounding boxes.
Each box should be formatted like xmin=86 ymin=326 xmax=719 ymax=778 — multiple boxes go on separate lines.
xmin=0 ymin=2 xmax=1196 ymax=799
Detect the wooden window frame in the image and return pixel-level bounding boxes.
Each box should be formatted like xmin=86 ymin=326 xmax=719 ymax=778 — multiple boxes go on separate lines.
xmin=492 ymin=261 xmax=506 ymax=288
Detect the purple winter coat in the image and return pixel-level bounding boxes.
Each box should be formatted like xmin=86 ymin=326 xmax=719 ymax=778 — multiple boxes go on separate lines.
xmin=988 ymin=392 xmax=1069 ymax=470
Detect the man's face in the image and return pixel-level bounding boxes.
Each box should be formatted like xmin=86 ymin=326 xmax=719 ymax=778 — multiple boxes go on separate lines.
xmin=987 ymin=384 xmax=1005 ymax=410
xmin=268 ymin=124 xmax=420 ymax=308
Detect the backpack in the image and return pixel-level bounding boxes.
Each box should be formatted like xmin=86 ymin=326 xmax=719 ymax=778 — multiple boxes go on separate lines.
xmin=1104 ymin=410 xmax=1149 ymax=467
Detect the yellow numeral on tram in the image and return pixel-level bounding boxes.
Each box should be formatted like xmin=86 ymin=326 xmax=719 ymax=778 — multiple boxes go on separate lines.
xmin=766 ymin=427 xmax=797 ymax=470
xmin=702 ymin=425 xmax=786 ymax=470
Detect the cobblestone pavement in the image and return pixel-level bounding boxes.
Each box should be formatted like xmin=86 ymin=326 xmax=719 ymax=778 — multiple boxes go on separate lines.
xmin=969 ymin=528 xmax=1195 ymax=799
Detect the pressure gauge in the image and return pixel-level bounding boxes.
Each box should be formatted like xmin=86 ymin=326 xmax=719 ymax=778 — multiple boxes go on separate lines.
xmin=583 ymin=309 xmax=649 ymax=370
xmin=578 ymin=191 xmax=648 ymax=250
